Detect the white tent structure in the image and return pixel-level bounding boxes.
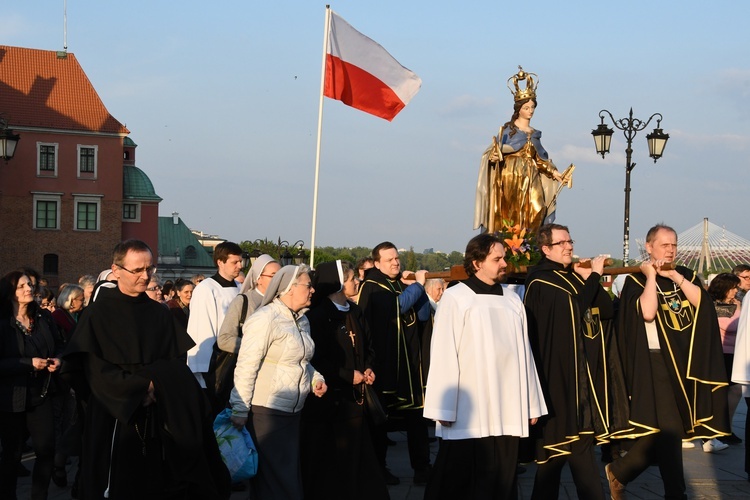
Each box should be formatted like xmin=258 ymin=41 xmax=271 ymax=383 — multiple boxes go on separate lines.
xmin=636 ymin=218 xmax=750 ymax=274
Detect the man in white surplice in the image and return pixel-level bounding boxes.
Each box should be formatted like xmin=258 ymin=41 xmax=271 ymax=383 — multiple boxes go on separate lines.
xmin=423 ymin=233 xmax=547 ymax=500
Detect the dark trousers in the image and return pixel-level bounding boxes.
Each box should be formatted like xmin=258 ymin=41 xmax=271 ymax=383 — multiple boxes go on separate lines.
xmin=249 ymin=407 xmax=302 ymax=500
xmin=424 ymin=435 xmax=519 ymax=500
xmin=0 ymin=400 xmax=55 ymax=500
xmin=745 ymin=397 xmax=750 ymax=476
xmin=531 ymin=434 xmax=604 ymax=500
xmin=609 ymin=352 xmax=687 ymax=500
xmin=373 ymin=409 xmax=430 ymax=472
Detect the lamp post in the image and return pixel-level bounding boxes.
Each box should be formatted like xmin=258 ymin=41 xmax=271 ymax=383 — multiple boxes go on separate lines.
xmin=246 ymin=238 xmax=307 ymax=267
xmin=0 ymin=115 xmax=21 ymax=163
xmin=592 ymin=108 xmax=669 ymax=265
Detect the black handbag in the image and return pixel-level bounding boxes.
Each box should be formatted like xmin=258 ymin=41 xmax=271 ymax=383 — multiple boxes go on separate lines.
xmin=208 ymin=294 xmax=248 ymax=407
xmin=364 ymin=384 xmax=388 ymax=427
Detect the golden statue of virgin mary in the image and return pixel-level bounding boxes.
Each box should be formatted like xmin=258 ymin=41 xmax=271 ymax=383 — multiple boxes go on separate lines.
xmin=474 ymin=67 xmax=573 ymax=234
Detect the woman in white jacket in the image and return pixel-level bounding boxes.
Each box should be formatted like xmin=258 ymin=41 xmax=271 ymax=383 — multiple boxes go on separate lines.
xmin=230 ymin=264 xmax=327 ymax=498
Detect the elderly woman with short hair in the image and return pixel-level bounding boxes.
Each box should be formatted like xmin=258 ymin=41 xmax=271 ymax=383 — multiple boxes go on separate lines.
xmin=49 ymin=283 xmax=86 ymax=488
xmin=52 ymin=284 xmax=85 ymax=344
xmin=230 ymin=264 xmax=327 ymax=499
xmin=145 ymin=275 xmax=164 ymax=304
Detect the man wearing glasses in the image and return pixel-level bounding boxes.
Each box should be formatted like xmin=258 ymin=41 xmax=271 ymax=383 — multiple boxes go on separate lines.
xmin=63 ymin=239 xmax=230 ymax=498
xmin=732 ymin=264 xmax=750 ymax=302
xmin=186 ymin=241 xmax=243 ymax=411
xmin=524 ymin=223 xmax=621 ymax=500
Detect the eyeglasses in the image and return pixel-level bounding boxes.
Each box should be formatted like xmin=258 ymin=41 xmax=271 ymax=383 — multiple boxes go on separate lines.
xmin=739 ymin=275 xmax=750 ymax=280
xmin=293 ymin=282 xmax=313 ymax=290
xmin=259 ymin=274 xmax=276 ymax=278
xmin=146 ymin=285 xmax=162 ymax=292
xmin=117 ymin=264 xmax=157 ymax=276
xmin=548 ymin=240 xmax=575 ymax=247
xmin=71 ymin=296 xmax=84 ymax=302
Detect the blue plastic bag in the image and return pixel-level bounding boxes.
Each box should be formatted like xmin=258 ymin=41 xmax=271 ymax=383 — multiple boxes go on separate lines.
xmin=213 ymin=408 xmax=258 ymax=481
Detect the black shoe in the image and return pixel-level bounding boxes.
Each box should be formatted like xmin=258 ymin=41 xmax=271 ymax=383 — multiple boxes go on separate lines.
xmin=382 ymin=468 xmax=400 ymax=485
xmin=719 ymin=433 xmax=742 ymax=445
xmin=52 ymin=466 xmax=67 ymax=487
xmin=16 ymin=463 xmax=30 ymax=477
xmin=413 ymin=466 xmax=432 ymax=485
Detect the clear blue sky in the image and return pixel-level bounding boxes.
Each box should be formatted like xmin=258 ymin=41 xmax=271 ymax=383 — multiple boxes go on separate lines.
xmin=4 ymin=1 xmax=749 ymax=259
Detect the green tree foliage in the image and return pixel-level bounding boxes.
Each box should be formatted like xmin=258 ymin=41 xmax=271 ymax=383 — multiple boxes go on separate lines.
xmin=404 ymin=247 xmax=417 ymax=272
xmin=239 ymin=240 xmax=463 ymax=272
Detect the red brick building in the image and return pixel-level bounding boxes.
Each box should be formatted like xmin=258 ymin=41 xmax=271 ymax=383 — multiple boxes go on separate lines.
xmin=0 ymin=46 xmax=161 ymax=286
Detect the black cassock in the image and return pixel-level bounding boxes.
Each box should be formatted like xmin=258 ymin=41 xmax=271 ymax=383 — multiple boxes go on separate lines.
xmin=62 ymin=286 xmax=229 ymax=500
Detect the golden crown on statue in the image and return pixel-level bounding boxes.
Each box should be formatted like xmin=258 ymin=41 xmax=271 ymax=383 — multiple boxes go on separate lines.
xmin=507 ymin=66 xmax=538 ymax=102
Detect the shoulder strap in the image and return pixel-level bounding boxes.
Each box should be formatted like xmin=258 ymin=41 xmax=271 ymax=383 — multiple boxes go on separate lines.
xmin=238 ymin=294 xmax=249 ymax=338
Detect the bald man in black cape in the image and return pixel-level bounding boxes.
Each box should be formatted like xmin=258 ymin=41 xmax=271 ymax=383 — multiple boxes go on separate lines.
xmin=605 ymin=225 xmax=729 ymax=500
xmin=62 ymin=240 xmax=230 ymax=499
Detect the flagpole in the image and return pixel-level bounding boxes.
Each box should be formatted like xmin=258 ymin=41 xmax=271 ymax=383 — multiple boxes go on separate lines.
xmin=309 ymin=5 xmax=331 ymax=267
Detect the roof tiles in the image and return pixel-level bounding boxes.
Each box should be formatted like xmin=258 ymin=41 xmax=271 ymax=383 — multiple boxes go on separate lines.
xmin=0 ymin=46 xmax=128 ymax=134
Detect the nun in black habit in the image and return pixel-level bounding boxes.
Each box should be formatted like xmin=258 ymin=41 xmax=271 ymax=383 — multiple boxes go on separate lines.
xmin=301 ymin=260 xmax=390 ymax=500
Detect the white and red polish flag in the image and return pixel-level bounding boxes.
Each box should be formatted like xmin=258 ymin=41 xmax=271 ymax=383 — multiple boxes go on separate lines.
xmin=324 ymin=11 xmax=422 ymax=121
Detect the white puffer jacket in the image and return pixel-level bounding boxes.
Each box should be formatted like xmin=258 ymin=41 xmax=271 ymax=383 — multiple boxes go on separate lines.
xmin=230 ymin=299 xmax=323 ymax=417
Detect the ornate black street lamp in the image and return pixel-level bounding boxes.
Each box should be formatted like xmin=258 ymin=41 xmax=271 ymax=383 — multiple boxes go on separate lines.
xmin=0 ymin=115 xmax=21 ymax=162
xmin=592 ymin=108 xmax=669 ymax=265
xmin=247 ymin=238 xmax=307 ymax=267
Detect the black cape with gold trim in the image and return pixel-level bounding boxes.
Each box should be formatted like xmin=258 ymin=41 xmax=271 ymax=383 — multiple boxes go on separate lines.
xmin=617 ymin=267 xmax=729 ymax=440
xmin=524 ymin=258 xmax=630 ymax=463
xmin=357 ymin=268 xmax=424 ymax=411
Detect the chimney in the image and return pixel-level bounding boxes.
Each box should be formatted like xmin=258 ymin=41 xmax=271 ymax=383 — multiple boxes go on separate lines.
xmin=172 ymin=212 xmax=179 ymax=225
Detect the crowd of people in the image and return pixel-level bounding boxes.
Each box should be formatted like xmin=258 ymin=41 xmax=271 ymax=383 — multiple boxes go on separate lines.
xmin=1 ymin=229 xmax=750 ymax=499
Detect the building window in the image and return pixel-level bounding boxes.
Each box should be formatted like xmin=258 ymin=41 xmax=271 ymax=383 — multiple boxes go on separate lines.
xmin=77 ymin=145 xmax=98 ymax=177
xmin=77 ymin=203 xmax=97 ymax=230
xmin=37 ymin=143 xmax=58 ymax=176
xmin=43 ymin=254 xmax=59 ymax=275
xmin=36 ymin=201 xmax=58 ymax=228
xmin=73 ymin=196 xmax=102 ymax=231
xmin=122 ymin=202 xmax=141 ymax=222
xmin=185 ymin=245 xmax=197 ymax=259
xmin=32 ymin=193 xmax=62 ymax=230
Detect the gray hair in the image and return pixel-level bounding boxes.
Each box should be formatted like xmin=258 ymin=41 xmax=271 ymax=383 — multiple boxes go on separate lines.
xmin=58 ymin=284 xmax=84 ymax=311
xmin=78 ymin=275 xmax=96 ymax=288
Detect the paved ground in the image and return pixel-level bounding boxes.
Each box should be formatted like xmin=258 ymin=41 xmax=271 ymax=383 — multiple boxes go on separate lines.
xmin=19 ymin=401 xmax=750 ymax=499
